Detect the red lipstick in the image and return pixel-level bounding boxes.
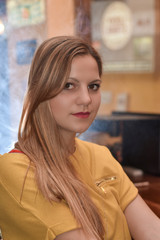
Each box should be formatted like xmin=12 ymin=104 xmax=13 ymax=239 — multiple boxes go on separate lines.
xmin=72 ymin=112 xmax=90 ymax=118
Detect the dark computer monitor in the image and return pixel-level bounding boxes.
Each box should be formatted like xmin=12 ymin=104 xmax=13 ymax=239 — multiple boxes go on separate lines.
xmin=81 ymin=113 xmax=160 ymax=175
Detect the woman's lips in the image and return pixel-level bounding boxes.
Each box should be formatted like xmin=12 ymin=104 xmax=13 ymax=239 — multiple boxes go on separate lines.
xmin=72 ymin=112 xmax=90 ymax=118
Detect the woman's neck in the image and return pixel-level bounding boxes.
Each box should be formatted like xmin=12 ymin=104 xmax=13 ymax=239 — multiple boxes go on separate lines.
xmin=61 ymin=131 xmax=76 ymax=155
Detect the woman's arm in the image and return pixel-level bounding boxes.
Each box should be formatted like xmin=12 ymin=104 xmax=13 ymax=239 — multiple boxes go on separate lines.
xmin=55 ymin=229 xmax=96 ymax=240
xmin=55 ymin=194 xmax=160 ymax=240
xmin=124 ymin=194 xmax=160 ymax=240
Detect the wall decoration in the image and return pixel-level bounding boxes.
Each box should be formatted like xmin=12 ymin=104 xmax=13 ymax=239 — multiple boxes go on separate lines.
xmin=133 ymin=37 xmax=154 ymax=61
xmin=91 ymin=0 xmax=155 ymax=73
xmin=16 ymin=39 xmax=37 ymax=65
xmin=101 ymin=1 xmax=133 ymax=51
xmin=7 ymin=0 xmax=45 ymax=27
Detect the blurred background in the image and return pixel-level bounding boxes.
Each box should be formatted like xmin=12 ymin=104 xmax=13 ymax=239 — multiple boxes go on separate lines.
xmin=0 ymin=0 xmax=160 ymax=155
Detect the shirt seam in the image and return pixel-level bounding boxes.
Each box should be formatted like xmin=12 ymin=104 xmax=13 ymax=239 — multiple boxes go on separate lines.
xmin=0 ymin=178 xmax=56 ymax=236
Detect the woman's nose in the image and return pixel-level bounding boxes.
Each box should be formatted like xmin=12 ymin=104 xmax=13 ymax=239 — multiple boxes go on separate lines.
xmin=77 ymin=87 xmax=92 ymax=106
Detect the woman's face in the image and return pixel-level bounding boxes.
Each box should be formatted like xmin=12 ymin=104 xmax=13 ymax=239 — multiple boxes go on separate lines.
xmin=49 ymin=54 xmax=101 ymax=136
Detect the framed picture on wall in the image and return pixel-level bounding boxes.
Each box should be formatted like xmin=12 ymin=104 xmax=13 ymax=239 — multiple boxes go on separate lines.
xmin=7 ymin=0 xmax=45 ymax=27
xmin=16 ymin=39 xmax=37 ymax=65
xmin=75 ymin=0 xmax=160 ymax=73
xmin=91 ymin=0 xmax=155 ymax=73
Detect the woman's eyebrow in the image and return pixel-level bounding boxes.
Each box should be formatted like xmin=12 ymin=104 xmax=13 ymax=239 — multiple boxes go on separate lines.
xmin=68 ymin=77 xmax=79 ymax=82
xmin=91 ymin=79 xmax=102 ymax=83
xmin=68 ymin=77 xmax=102 ymax=83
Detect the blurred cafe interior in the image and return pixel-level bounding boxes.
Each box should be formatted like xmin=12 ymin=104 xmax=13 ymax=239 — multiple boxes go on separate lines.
xmin=0 ymin=0 xmax=160 ymax=217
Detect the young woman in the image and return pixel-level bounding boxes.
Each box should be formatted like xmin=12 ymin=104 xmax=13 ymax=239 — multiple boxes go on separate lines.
xmin=0 ymin=36 xmax=159 ymax=240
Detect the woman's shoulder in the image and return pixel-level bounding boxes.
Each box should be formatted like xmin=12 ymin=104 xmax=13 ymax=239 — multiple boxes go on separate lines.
xmin=0 ymin=151 xmax=30 ymax=172
xmin=0 ymin=151 xmax=33 ymax=201
xmin=76 ymin=138 xmax=115 ymax=161
xmin=76 ymin=137 xmax=109 ymax=151
xmin=76 ymin=138 xmax=121 ymax=176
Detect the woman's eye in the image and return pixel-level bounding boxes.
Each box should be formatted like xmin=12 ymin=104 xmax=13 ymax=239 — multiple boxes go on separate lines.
xmin=88 ymin=84 xmax=100 ymax=91
xmin=64 ymin=82 xmax=74 ymax=90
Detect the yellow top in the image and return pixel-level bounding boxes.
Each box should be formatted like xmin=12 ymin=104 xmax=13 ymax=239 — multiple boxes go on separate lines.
xmin=0 ymin=139 xmax=138 ymax=240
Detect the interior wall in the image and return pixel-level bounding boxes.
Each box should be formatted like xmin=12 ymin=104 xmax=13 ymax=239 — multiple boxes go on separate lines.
xmin=98 ymin=73 xmax=160 ymax=115
xmin=46 ymin=0 xmax=75 ymax=37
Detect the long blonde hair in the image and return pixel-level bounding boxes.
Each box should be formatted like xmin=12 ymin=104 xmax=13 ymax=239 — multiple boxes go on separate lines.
xmin=16 ymin=36 xmax=105 ymax=239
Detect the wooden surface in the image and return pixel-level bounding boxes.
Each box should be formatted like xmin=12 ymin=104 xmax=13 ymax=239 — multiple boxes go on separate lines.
xmin=130 ymin=174 xmax=160 ymax=217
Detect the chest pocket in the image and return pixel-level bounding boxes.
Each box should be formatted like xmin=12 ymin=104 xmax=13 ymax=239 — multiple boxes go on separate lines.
xmin=95 ymin=176 xmax=120 ymax=202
